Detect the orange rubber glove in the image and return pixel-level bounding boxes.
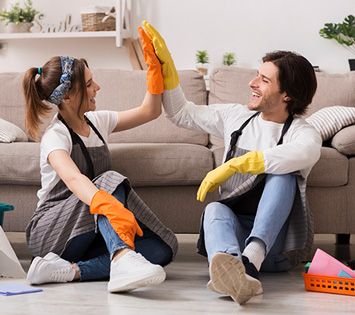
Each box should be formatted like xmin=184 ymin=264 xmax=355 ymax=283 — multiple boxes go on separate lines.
xmin=90 ymin=190 xmax=143 ymax=250
xmin=142 ymin=21 xmax=179 ymax=90
xmin=138 ymin=26 xmax=164 ymax=95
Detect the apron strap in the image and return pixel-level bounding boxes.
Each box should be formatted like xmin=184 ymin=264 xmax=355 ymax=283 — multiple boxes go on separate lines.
xmin=84 ymin=116 xmax=106 ymax=144
xmin=225 ymin=112 xmax=294 ymax=163
xmin=277 ymin=114 xmax=294 ymax=145
xmin=57 ymin=113 xmax=105 ymax=180
xmin=225 ymin=112 xmax=260 ymax=162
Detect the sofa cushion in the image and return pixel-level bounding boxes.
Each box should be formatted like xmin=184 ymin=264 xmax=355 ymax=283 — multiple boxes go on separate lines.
xmin=108 ymin=143 xmax=214 ymax=187
xmin=306 ymin=71 xmax=355 ymax=117
xmin=0 ymin=142 xmax=41 ymax=185
xmin=331 ymin=125 xmax=355 ymax=156
xmin=0 ymin=142 xmax=213 ymax=187
xmin=305 ymin=106 xmax=355 ymax=141
xmin=208 ymin=67 xmax=256 ymax=147
xmin=0 ymin=72 xmax=55 ymax=141
xmin=92 ymin=69 xmax=208 ymax=146
xmin=0 ymin=70 xmax=208 ymax=146
xmin=209 ymin=66 xmax=255 ymax=106
xmin=0 ymin=118 xmax=28 ymax=143
xmin=208 ymin=66 xmax=355 ymax=119
xmin=307 ymin=147 xmax=349 ymax=187
xmin=0 ymin=72 xmax=27 ymax=133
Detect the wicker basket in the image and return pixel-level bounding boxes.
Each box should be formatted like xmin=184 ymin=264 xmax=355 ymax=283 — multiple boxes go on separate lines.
xmin=81 ymin=6 xmax=116 ymax=32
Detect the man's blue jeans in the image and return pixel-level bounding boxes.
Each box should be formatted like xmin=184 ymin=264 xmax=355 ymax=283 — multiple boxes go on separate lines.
xmin=203 ymin=174 xmax=296 ymax=272
xmin=61 ymin=184 xmax=173 ymax=281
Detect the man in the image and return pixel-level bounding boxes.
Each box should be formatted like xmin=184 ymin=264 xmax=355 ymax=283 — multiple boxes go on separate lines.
xmin=142 ymin=21 xmax=322 ymax=304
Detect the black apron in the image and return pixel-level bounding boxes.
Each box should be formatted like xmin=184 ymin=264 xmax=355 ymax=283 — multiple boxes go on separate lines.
xmin=197 ymin=111 xmax=313 ymax=267
xmin=219 ymin=112 xmax=294 ymax=215
xmin=26 ymin=113 xmax=178 ymax=258
xmin=58 ymin=113 xmax=108 ymax=180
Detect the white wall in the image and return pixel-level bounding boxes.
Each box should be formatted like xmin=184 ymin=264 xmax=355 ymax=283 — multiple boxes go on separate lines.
xmin=0 ymin=0 xmax=354 ymax=73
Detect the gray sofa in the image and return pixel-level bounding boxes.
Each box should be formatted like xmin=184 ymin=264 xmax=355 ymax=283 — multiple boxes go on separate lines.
xmin=1 ymin=67 xmax=355 ymax=240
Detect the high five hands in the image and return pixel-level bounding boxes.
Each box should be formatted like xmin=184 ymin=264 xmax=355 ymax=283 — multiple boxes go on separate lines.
xmin=140 ymin=21 xmax=179 ymax=90
xmin=138 ymin=22 xmax=267 ymax=203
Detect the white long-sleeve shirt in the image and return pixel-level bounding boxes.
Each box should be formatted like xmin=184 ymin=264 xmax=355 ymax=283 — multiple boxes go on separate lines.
xmin=163 ymin=85 xmax=322 ymax=179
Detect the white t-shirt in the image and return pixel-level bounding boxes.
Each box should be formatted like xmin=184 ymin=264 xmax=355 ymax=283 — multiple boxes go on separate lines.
xmin=37 ymin=110 xmax=118 ymax=206
xmin=163 ymin=85 xmax=322 ymax=179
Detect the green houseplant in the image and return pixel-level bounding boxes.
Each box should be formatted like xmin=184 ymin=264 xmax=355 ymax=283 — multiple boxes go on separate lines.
xmin=0 ymin=0 xmax=39 ymax=33
xmin=222 ymin=52 xmax=236 ymax=66
xmin=196 ymin=50 xmax=209 ymax=75
xmin=320 ymin=14 xmax=355 ymax=70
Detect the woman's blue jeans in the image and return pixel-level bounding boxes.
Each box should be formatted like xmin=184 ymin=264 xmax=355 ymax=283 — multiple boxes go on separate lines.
xmin=203 ymin=174 xmax=297 ymax=272
xmin=61 ymin=184 xmax=173 ymax=281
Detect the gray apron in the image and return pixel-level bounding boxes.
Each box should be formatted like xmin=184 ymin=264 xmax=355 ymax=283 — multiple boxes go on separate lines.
xmin=26 ymin=114 xmax=178 ymax=258
xmin=197 ymin=112 xmax=313 ymax=268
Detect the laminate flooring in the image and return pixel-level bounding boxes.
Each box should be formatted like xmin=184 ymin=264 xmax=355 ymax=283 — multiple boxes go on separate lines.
xmin=2 ymin=233 xmax=355 ymax=314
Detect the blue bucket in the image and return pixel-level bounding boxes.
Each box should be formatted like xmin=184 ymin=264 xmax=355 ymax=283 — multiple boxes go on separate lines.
xmin=0 ymin=203 xmax=14 ymax=227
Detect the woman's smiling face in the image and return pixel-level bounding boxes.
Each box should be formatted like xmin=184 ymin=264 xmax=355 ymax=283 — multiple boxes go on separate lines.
xmin=69 ymin=66 xmax=101 ymax=115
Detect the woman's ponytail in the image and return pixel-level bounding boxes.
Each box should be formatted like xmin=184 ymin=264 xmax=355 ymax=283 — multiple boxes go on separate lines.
xmin=23 ymin=67 xmax=52 ymax=141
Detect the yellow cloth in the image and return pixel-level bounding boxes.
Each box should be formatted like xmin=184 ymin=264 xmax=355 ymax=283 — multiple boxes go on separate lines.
xmin=197 ymin=151 xmax=265 ymax=202
xmin=138 ymin=26 xmax=164 ymax=95
xmin=90 ymin=190 xmax=143 ymax=250
xmin=142 ymin=21 xmax=179 ymax=90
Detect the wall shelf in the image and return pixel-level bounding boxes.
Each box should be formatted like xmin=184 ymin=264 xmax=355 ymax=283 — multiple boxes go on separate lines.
xmin=0 ymin=31 xmax=116 ymax=40
xmin=0 ymin=0 xmax=132 ymax=47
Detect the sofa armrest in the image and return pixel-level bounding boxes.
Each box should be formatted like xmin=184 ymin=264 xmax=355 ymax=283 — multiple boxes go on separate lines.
xmin=331 ymin=125 xmax=355 ymax=156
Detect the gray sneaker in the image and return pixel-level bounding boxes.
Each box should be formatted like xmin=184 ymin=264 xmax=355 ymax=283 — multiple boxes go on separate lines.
xmin=108 ymin=251 xmax=166 ymax=293
xmin=208 ymin=252 xmax=261 ymax=304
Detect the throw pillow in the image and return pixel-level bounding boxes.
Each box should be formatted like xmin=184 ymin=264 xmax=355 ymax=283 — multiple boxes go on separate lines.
xmin=331 ymin=125 xmax=355 ymax=155
xmin=305 ymin=106 xmax=355 ymax=141
xmin=0 ymin=118 xmax=28 ymax=143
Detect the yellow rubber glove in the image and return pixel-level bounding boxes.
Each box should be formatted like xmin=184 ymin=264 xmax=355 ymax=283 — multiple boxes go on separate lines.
xmin=138 ymin=26 xmax=164 ymax=95
xmin=142 ymin=21 xmax=179 ymax=90
xmin=90 ymin=190 xmax=143 ymax=250
xmin=197 ymin=151 xmax=265 ymax=202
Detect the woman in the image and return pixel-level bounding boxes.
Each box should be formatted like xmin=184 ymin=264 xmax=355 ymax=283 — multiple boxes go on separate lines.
xmin=22 ymin=27 xmax=178 ymax=293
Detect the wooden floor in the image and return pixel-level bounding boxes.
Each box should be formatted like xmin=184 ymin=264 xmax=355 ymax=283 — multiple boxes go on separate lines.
xmin=2 ymin=233 xmax=355 ymax=314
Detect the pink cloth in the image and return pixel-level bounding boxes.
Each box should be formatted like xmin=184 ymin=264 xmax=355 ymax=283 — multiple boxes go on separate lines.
xmin=308 ymin=248 xmax=355 ymax=278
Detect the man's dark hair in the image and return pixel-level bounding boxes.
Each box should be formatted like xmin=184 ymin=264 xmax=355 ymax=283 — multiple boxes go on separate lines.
xmin=262 ymin=51 xmax=317 ymax=116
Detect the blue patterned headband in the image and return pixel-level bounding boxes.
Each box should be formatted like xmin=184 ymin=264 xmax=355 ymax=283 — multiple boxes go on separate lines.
xmin=47 ymin=56 xmax=74 ymax=106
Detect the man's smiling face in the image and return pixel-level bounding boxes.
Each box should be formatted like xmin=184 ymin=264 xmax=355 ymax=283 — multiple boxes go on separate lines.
xmin=248 ymin=61 xmax=289 ymax=122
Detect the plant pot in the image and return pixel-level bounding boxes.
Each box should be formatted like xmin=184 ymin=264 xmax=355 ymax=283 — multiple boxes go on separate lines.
xmin=196 ymin=64 xmax=208 ymax=75
xmin=6 ymin=22 xmax=33 ymax=33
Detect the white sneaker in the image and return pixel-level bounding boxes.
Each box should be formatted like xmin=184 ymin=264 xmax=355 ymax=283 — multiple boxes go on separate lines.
xmin=208 ymin=252 xmax=261 ymax=305
xmin=42 ymin=252 xmax=62 ymax=262
xmin=27 ymin=252 xmax=75 ymax=285
xmin=108 ymin=251 xmax=166 ymax=293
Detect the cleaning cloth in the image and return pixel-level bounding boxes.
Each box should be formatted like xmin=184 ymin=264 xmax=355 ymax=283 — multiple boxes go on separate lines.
xmin=308 ymin=248 xmax=355 ymax=278
xmin=0 ymin=282 xmax=42 ymax=296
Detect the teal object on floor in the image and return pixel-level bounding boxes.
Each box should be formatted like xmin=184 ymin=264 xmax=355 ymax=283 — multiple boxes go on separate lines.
xmin=305 ymin=262 xmax=311 ymax=273
xmin=0 ymin=203 xmax=14 ymax=227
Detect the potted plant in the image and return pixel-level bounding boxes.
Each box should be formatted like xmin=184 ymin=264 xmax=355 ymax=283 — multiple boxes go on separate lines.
xmin=196 ymin=50 xmax=209 ymax=75
xmin=222 ymin=52 xmax=237 ymax=66
xmin=319 ymin=14 xmax=355 ymax=70
xmin=0 ymin=0 xmax=39 ymax=33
